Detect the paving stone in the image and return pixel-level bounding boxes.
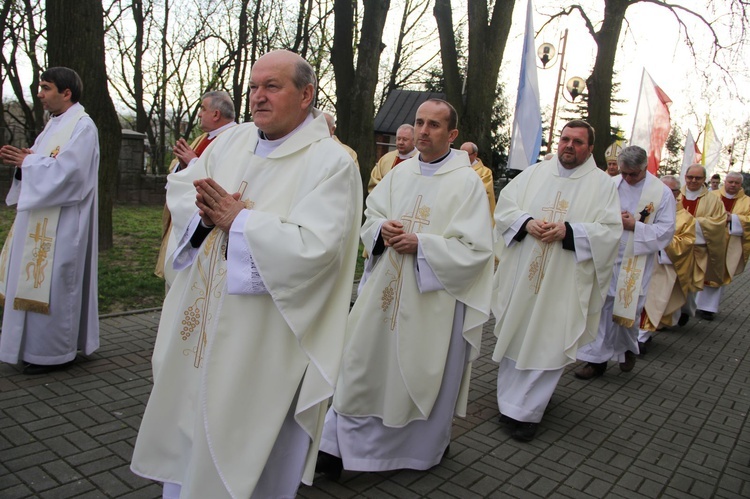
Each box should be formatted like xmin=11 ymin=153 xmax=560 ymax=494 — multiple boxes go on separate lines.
xmin=3 ymin=272 xmax=750 ymax=498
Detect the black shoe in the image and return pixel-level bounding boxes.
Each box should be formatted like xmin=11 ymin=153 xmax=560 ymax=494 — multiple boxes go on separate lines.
xmin=499 ymin=414 xmax=520 ymax=426
xmin=638 ymin=337 xmax=652 ymax=356
xmin=678 ymin=313 xmax=690 ymax=326
xmin=574 ymin=362 xmax=606 ymax=380
xmin=619 ymin=350 xmax=636 ymax=372
xmin=698 ymin=310 xmax=715 ymax=321
xmin=22 ymin=360 xmax=75 ymax=375
xmin=315 ymin=451 xmax=343 ymax=481
xmin=511 ymin=422 xmax=538 ymax=442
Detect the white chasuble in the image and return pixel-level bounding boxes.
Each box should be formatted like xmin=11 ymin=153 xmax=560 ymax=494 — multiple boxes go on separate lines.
xmin=130 ymin=111 xmax=362 ymax=498
xmin=492 ymin=157 xmax=622 ymax=370
xmin=332 ymin=152 xmax=494 ymax=428
xmin=0 ymin=102 xmax=99 ymax=365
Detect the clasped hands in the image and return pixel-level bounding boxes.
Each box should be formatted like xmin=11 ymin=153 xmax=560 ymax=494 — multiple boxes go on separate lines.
xmin=0 ymin=145 xmax=33 ymax=167
xmin=173 ymin=138 xmax=198 ymax=168
xmin=526 ymin=219 xmax=566 ymax=243
xmin=381 ymin=220 xmax=418 ymax=254
xmin=194 ymin=178 xmax=245 ymax=232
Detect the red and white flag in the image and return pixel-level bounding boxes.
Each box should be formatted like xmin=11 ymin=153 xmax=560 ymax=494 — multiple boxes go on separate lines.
xmin=630 ymin=69 xmax=672 ymax=174
xmin=679 ymin=130 xmax=701 ymax=187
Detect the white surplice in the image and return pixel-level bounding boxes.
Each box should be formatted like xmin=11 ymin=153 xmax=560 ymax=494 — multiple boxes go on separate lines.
xmin=0 ymin=103 xmax=99 ymax=365
xmin=492 ymin=156 xmax=621 ymax=422
xmin=130 ymin=110 xmax=362 ymax=499
xmin=578 ymin=173 xmax=675 ymax=363
xmin=322 ymin=150 xmax=494 ymax=471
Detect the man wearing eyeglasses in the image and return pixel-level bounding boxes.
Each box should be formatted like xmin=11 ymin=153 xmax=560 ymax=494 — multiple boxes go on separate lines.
xmin=694 ymin=171 xmax=750 ymax=320
xmin=677 ymin=164 xmax=727 ymax=325
xmin=575 ymin=146 xmax=675 ymax=380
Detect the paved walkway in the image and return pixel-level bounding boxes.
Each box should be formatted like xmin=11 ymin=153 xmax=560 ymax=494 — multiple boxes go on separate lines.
xmin=1 ymin=272 xmax=749 ymax=498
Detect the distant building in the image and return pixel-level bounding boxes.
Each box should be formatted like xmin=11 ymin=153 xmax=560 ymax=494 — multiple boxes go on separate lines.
xmin=373 ymin=89 xmax=445 ymax=161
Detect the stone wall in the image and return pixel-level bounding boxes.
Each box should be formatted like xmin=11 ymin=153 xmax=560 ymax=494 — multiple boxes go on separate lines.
xmin=0 ymin=129 xmax=167 ymax=205
xmin=116 ymin=129 xmax=166 ymax=205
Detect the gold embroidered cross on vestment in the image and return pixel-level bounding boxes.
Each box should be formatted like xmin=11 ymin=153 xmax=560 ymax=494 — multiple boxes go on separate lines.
xmin=26 ymin=218 xmax=53 ymax=288
xmin=528 ymin=191 xmax=569 ymax=294
xmin=618 ymin=256 xmax=641 ymax=309
xmin=182 ymin=180 xmax=254 ymax=368
xmin=382 ymin=195 xmax=431 ymax=331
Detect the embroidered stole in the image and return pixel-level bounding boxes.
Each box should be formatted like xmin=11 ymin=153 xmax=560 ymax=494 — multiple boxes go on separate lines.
xmin=612 ymin=175 xmax=664 ymax=327
xmin=0 ymin=105 xmax=88 ymax=313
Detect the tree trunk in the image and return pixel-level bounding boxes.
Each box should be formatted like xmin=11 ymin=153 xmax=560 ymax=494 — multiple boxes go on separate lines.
xmin=333 ymin=0 xmax=390 ymax=198
xmin=434 ymin=0 xmax=515 ymax=167
xmin=46 ymin=0 xmax=121 ymax=251
xmin=586 ymin=0 xmax=628 ymax=168
xmin=433 ymin=0 xmax=463 ymax=117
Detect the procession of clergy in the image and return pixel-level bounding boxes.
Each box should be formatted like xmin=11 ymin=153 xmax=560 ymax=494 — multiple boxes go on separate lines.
xmin=133 ymin=51 xmax=750 ymax=498
xmin=5 ymin=55 xmax=746 ymax=499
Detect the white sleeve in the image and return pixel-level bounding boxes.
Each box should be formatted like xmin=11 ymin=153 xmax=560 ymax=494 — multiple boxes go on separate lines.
xmin=729 ymin=214 xmax=743 ymax=236
xmin=226 ymin=209 xmax=269 ymax=295
xmin=414 ymin=239 xmax=444 ymax=293
xmin=172 ymin=213 xmax=203 ymax=271
xmin=570 ymin=223 xmax=593 ymax=262
xmin=501 ymin=213 xmax=532 ymax=247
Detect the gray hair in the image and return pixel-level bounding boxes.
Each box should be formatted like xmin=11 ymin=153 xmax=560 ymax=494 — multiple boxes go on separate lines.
xmin=202 ymin=91 xmax=235 ymax=121
xmin=292 ymin=58 xmax=317 ymax=111
xmin=461 ymin=141 xmax=478 ymax=154
xmin=661 ymin=175 xmax=680 ymax=189
xmin=726 ymin=171 xmax=743 ymax=182
xmin=397 ymin=124 xmax=414 ymax=136
xmin=618 ymin=145 xmax=648 ymax=171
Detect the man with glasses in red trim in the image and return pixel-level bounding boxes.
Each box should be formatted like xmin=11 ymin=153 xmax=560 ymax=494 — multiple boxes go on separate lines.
xmin=695 ymin=171 xmax=750 ymax=320
xmin=677 ymin=164 xmax=726 ymax=325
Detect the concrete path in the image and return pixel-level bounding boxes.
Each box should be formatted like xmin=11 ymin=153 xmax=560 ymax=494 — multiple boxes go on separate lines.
xmin=1 ymin=272 xmax=749 ymax=498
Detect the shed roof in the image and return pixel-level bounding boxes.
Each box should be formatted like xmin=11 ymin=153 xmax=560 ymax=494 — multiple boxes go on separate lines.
xmin=373 ymin=89 xmax=446 ymax=135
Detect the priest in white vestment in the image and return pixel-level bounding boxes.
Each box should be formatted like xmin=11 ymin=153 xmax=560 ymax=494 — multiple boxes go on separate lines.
xmin=695 ymin=171 xmax=750 ymax=320
xmin=130 ymin=51 xmax=362 ymax=499
xmin=575 ymin=146 xmax=675 ymax=379
xmin=0 ymin=67 xmax=99 ymax=375
xmin=318 ymin=99 xmax=493 ymax=476
xmin=492 ymin=120 xmax=621 ymax=442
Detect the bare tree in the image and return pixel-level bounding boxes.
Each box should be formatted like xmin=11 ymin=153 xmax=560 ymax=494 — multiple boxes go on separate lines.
xmin=1 ymin=0 xmax=45 ymax=146
xmin=332 ymin=0 xmax=391 ymax=196
xmin=540 ymin=0 xmax=748 ymax=167
xmin=433 ymin=0 xmax=515 ymax=168
xmin=46 ymin=0 xmax=122 ymax=250
xmin=382 ymin=0 xmax=438 ymax=105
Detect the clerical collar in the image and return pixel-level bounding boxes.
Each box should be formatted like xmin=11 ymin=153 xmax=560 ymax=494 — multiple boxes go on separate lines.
xmin=207 ymin=122 xmax=236 ymax=140
xmin=724 ymin=191 xmax=736 ymax=199
xmin=684 ymin=188 xmax=701 ymax=201
xmin=418 ymin=149 xmax=454 ymax=177
xmin=556 ymin=160 xmax=576 ymax=178
xmin=470 ymin=158 xmax=479 ymax=166
xmin=398 ymin=148 xmax=416 ymax=160
xmin=255 ymin=113 xmax=314 ymax=158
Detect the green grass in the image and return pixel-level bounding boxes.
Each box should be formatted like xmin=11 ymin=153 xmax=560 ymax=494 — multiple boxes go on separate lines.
xmin=0 ymin=204 xmax=364 ymax=318
xmin=98 ymin=205 xmax=166 ymax=313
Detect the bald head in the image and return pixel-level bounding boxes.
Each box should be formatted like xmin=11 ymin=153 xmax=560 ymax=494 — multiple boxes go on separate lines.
xmin=249 ymin=50 xmax=316 ymax=139
xmin=460 ymin=142 xmax=478 ymax=164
